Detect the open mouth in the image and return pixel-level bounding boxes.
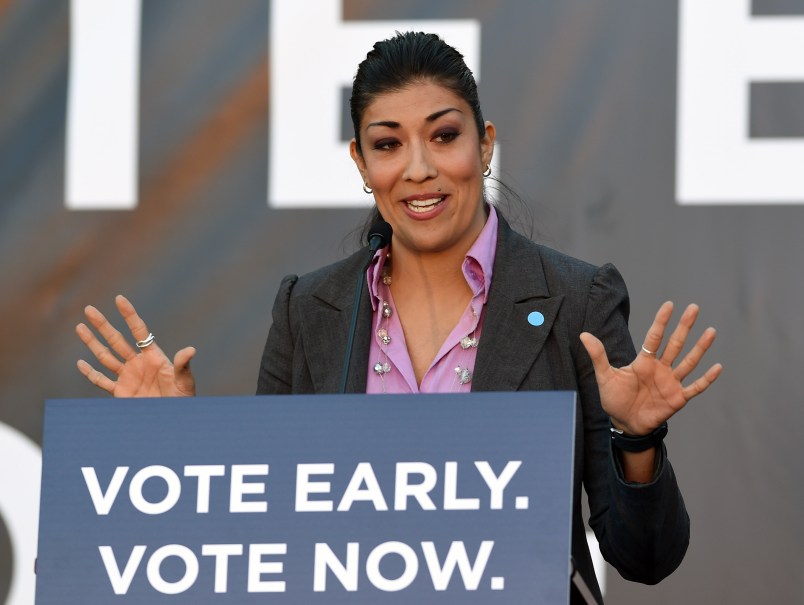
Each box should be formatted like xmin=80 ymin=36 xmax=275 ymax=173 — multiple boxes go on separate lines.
xmin=405 ymin=196 xmax=445 ymax=213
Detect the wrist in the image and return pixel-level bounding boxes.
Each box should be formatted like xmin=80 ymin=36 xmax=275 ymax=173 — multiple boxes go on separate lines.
xmin=609 ymin=420 xmax=668 ymax=453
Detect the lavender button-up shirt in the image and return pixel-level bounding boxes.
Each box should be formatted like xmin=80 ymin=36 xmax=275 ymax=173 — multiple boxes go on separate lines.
xmin=365 ymin=206 xmax=499 ymax=393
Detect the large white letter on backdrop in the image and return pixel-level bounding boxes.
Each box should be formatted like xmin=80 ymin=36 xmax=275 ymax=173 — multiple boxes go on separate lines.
xmin=0 ymin=423 xmax=41 ymax=605
xmin=677 ymin=0 xmax=804 ymax=204
xmin=269 ymin=1 xmax=482 ymax=207
xmin=63 ymin=1 xmax=491 ymax=210
xmin=65 ymin=0 xmax=142 ymax=210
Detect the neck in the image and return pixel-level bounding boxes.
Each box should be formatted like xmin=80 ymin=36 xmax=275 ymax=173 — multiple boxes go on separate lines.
xmin=388 ymin=204 xmax=489 ymax=288
xmin=389 ymin=243 xmax=469 ymax=293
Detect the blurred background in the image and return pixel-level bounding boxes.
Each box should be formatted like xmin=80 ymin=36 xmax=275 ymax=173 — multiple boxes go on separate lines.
xmin=1 ymin=0 xmax=803 ymax=603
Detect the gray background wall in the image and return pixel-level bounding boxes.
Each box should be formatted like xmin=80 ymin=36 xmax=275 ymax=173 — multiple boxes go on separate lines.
xmin=1 ymin=1 xmax=803 ymax=603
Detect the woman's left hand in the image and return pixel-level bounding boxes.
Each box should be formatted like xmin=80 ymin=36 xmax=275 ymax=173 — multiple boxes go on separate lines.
xmin=580 ymin=301 xmax=723 ymax=436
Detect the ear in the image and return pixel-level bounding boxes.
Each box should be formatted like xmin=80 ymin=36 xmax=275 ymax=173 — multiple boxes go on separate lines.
xmin=350 ymin=139 xmax=367 ymax=181
xmin=480 ymin=121 xmax=496 ymax=169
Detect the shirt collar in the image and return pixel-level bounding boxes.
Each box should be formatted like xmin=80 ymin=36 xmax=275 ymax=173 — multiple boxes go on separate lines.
xmin=463 ymin=204 xmax=498 ymax=303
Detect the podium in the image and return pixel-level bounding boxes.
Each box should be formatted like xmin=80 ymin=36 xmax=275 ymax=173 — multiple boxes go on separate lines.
xmin=36 ymin=392 xmax=576 ymax=603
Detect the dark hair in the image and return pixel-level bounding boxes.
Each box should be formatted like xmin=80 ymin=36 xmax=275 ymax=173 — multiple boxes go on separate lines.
xmin=350 ymin=31 xmax=485 ymax=155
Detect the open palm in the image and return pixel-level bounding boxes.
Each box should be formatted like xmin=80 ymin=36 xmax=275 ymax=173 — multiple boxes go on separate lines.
xmin=581 ymin=302 xmax=722 ymax=436
xmin=76 ymin=295 xmax=196 ymax=397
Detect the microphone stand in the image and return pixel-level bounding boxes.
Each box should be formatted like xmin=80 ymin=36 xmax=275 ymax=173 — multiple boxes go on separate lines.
xmin=339 ymin=222 xmax=392 ymax=393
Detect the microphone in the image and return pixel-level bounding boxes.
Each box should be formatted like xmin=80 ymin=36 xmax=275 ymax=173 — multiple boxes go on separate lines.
xmin=367 ymin=221 xmax=393 ymax=253
xmin=339 ymin=221 xmax=393 ymax=393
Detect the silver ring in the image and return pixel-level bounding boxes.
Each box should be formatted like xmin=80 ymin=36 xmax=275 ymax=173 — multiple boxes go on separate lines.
xmin=641 ymin=344 xmax=656 ymax=356
xmin=136 ymin=333 xmax=155 ymax=349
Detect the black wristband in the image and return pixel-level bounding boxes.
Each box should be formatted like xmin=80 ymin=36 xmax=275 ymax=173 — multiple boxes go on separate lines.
xmin=610 ymin=421 xmax=668 ymax=453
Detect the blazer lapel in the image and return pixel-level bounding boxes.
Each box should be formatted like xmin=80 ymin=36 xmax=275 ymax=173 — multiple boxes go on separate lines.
xmin=301 ymin=250 xmax=372 ymax=393
xmin=473 ymin=219 xmax=564 ymax=391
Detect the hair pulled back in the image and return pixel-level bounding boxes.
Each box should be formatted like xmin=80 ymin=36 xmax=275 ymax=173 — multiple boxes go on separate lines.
xmin=348 ymin=32 xmax=518 ymax=247
xmin=350 ymin=31 xmax=485 ymax=154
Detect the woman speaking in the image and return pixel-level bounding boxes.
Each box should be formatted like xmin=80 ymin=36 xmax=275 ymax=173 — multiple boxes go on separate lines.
xmin=75 ymin=32 xmax=722 ymax=604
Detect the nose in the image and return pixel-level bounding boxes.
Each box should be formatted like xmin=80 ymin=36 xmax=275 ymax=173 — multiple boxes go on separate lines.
xmin=402 ymin=142 xmax=437 ymax=183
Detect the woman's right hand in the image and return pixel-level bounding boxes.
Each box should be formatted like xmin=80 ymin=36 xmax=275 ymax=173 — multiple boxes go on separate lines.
xmin=76 ymin=295 xmax=196 ymax=397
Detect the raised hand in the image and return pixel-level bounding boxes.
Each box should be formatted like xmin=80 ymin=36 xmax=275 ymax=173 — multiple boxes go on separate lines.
xmin=76 ymin=295 xmax=196 ymax=397
xmin=580 ymin=301 xmax=722 ymax=436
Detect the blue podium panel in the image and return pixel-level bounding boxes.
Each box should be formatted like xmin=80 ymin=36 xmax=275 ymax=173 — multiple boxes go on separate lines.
xmin=37 ymin=392 xmax=576 ymax=604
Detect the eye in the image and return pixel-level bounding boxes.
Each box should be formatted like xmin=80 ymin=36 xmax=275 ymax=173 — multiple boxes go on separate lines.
xmin=434 ymin=129 xmax=460 ymax=144
xmin=373 ymin=138 xmax=400 ymax=151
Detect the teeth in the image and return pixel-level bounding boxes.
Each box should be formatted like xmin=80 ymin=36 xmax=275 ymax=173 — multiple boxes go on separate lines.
xmin=406 ymin=196 xmax=444 ymax=213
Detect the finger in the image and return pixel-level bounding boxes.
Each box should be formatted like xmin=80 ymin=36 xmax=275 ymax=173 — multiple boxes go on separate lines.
xmin=674 ymin=326 xmax=717 ymax=381
xmin=76 ymin=322 xmax=124 ymax=374
xmin=174 ymin=346 xmax=196 ymax=370
xmin=579 ymin=332 xmax=615 ymax=386
xmin=173 ymin=346 xmax=197 ymax=396
xmin=660 ymin=304 xmax=699 ymax=366
xmin=115 ymin=295 xmax=159 ymax=352
xmin=77 ymin=359 xmax=117 ymax=394
xmin=84 ymin=304 xmax=137 ymax=361
xmin=681 ymin=362 xmax=723 ymax=401
xmin=641 ymin=301 xmax=674 ymax=357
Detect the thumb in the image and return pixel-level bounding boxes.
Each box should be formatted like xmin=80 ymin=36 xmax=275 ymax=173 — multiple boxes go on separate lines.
xmin=579 ymin=332 xmax=613 ymax=383
xmin=173 ymin=346 xmax=197 ymax=395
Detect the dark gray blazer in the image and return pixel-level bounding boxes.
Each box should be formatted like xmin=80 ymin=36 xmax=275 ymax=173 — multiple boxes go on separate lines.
xmin=257 ymin=217 xmax=689 ymax=604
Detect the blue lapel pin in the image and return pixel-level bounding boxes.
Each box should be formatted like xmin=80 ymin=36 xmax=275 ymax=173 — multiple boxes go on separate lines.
xmin=527 ymin=311 xmax=545 ymax=327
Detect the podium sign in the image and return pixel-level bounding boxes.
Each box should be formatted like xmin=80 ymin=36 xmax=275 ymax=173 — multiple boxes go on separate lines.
xmin=36 ymin=392 xmax=576 ymax=604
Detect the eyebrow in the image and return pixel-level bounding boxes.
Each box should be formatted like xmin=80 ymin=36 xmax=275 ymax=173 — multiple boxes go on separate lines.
xmin=366 ymin=107 xmax=463 ymax=130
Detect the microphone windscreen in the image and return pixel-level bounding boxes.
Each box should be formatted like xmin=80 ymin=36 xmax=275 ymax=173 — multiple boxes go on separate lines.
xmin=367 ymin=221 xmax=393 ymax=250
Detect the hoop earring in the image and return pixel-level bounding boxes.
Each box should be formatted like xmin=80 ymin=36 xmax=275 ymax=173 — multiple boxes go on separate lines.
xmin=363 ymin=183 xmax=373 ymax=194
xmin=483 ymin=164 xmax=492 ymax=178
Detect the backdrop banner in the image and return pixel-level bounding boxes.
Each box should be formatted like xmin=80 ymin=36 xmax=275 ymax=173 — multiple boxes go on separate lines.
xmin=4 ymin=2 xmax=804 ymax=603
xmin=36 ymin=392 xmax=576 ymax=604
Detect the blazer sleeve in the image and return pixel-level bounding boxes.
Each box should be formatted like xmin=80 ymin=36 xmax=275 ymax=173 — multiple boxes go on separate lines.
xmin=578 ymin=263 xmax=690 ymax=584
xmin=256 ymin=274 xmax=299 ymax=394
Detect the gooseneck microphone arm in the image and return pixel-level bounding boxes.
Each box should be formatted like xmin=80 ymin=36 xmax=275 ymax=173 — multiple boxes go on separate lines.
xmin=339 ymin=221 xmax=393 ymax=394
